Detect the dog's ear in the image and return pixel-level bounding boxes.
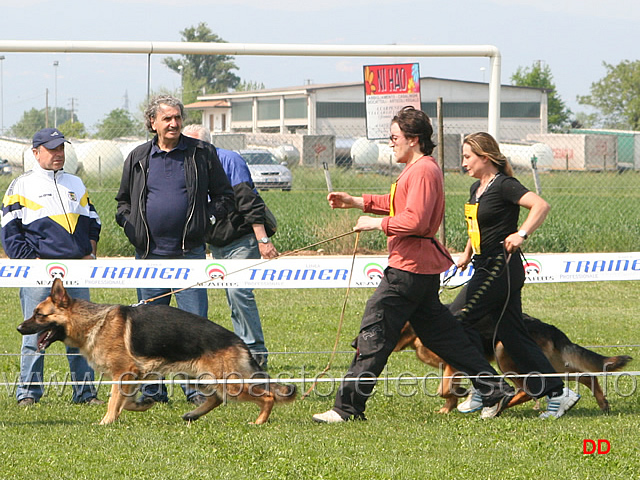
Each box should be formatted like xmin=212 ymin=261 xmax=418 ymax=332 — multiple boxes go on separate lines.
xmin=50 ymin=278 xmax=71 ymax=308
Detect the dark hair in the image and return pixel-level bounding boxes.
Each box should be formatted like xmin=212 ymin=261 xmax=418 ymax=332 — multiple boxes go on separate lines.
xmin=463 ymin=132 xmax=514 ymax=177
xmin=144 ymin=95 xmax=185 ymax=133
xmin=391 ymin=106 xmax=436 ymax=155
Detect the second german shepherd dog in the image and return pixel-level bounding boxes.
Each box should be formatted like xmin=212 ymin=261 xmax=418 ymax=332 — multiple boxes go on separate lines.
xmin=17 ymin=279 xmax=296 ymax=425
xmin=394 ymin=309 xmax=632 ymax=414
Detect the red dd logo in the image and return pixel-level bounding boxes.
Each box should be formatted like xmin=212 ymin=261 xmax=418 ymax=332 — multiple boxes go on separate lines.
xmin=583 ymin=439 xmax=610 ymax=455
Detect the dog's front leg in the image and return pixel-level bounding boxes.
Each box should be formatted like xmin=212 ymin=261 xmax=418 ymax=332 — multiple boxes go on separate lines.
xmin=99 ymin=383 xmax=128 ymax=425
xmin=99 ymin=374 xmax=145 ymax=424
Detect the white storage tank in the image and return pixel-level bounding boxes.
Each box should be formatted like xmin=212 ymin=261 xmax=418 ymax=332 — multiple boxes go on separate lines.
xmin=351 ymin=138 xmax=379 ymax=166
xmin=74 ymin=140 xmax=124 ymax=174
xmin=270 ymin=144 xmax=300 ymax=166
xmin=0 ymin=138 xmax=29 ymax=169
xmin=351 ymin=138 xmax=398 ymax=168
xmin=114 ymin=140 xmax=144 ymax=161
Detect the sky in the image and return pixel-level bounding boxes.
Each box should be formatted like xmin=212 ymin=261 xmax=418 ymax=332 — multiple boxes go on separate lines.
xmin=0 ymin=0 xmax=639 ymax=133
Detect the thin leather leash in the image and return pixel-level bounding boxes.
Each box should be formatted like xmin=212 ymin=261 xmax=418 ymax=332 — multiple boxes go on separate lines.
xmin=302 ymin=231 xmax=360 ymax=399
xmin=132 ymin=230 xmax=357 ymax=306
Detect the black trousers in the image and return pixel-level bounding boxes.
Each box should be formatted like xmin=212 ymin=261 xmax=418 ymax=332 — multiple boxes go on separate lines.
xmin=333 ymin=267 xmax=513 ymax=419
xmin=456 ymin=252 xmax=564 ymax=399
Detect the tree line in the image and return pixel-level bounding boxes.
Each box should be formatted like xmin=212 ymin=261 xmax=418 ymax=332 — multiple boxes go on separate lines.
xmin=7 ymin=22 xmax=640 ymax=139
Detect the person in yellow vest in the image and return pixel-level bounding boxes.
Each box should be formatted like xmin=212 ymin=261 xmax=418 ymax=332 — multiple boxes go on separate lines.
xmin=453 ymin=131 xmax=580 ymax=419
xmin=312 ymin=107 xmax=515 ymax=423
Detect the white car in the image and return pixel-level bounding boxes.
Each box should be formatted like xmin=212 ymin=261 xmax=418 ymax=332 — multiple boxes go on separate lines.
xmin=0 ymin=159 xmax=12 ymax=175
xmin=238 ymin=149 xmax=293 ymax=191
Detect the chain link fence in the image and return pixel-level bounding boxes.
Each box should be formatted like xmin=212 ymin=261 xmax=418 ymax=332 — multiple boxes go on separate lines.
xmin=2 ymin=119 xmax=638 ymax=257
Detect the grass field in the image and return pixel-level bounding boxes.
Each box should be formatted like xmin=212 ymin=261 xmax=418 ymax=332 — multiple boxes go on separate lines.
xmin=0 ymin=281 xmax=638 ymax=479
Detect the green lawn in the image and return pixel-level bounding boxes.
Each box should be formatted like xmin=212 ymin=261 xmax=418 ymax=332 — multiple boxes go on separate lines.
xmin=0 ymin=281 xmax=638 ymax=479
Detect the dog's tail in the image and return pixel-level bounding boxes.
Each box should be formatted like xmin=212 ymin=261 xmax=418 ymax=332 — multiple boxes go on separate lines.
xmin=272 ymin=383 xmax=297 ymax=403
xmin=246 ymin=353 xmax=297 ymax=403
xmin=562 ymin=343 xmax=633 ymax=373
xmin=603 ymin=355 xmax=633 ymax=372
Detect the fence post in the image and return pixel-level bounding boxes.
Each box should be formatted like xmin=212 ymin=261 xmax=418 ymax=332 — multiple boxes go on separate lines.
xmin=531 ymin=155 xmax=541 ymax=195
xmin=437 ymin=97 xmax=446 ymax=246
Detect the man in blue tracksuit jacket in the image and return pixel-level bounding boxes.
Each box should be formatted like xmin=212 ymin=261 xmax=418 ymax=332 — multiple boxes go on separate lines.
xmin=1 ymin=127 xmax=103 ymax=406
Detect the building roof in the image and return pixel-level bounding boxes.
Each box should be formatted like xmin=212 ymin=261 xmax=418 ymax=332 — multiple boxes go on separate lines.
xmin=184 ymin=99 xmax=230 ymax=110
xmin=194 ymin=77 xmax=548 ymax=102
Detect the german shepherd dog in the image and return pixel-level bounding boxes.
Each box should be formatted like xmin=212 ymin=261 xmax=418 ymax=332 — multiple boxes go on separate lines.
xmin=394 ymin=309 xmax=632 ymax=414
xmin=16 ymin=279 xmax=296 ymax=425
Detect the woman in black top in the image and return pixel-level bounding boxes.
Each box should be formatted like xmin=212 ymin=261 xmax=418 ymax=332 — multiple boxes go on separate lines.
xmin=455 ymin=132 xmax=580 ymax=419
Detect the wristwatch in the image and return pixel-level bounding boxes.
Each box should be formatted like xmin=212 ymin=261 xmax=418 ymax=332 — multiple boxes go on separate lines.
xmin=258 ymin=237 xmax=270 ymax=244
xmin=517 ymin=230 xmax=529 ymax=240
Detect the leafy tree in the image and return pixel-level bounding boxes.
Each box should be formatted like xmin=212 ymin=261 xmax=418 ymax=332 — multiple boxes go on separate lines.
xmin=235 ymin=80 xmax=266 ymax=92
xmin=163 ymin=23 xmax=241 ymax=106
xmin=577 ymin=60 xmax=640 ymax=130
xmin=570 ymin=112 xmax=599 ymax=130
xmin=94 ymin=108 xmax=142 ymax=139
xmin=58 ymin=119 xmax=87 ymax=139
xmin=9 ymin=107 xmax=74 ymax=138
xmin=511 ymin=62 xmax=571 ymax=132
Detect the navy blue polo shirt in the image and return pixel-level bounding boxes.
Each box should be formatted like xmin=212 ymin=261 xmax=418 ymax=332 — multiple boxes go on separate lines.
xmin=146 ymin=137 xmax=189 ymax=255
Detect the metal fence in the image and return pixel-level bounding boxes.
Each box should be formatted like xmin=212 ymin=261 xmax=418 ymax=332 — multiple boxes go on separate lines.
xmin=2 ymin=119 xmax=639 ymax=256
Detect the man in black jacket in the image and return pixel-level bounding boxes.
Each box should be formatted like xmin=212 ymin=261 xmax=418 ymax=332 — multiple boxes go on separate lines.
xmin=115 ymin=95 xmax=234 ymax=404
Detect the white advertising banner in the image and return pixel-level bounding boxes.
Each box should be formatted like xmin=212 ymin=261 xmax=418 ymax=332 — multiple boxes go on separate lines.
xmin=0 ymin=252 xmax=638 ymax=289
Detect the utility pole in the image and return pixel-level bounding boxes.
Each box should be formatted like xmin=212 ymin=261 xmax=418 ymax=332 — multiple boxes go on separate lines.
xmin=0 ymin=55 xmax=5 ymax=135
xmin=53 ymin=61 xmax=59 ymax=128
xmin=45 ymin=88 xmax=49 ymax=128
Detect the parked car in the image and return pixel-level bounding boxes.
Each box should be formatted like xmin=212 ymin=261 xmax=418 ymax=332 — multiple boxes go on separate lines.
xmin=0 ymin=158 xmax=12 ymax=175
xmin=237 ymin=149 xmax=292 ymax=191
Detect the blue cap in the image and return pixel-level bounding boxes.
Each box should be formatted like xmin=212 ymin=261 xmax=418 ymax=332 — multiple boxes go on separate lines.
xmin=32 ymin=128 xmax=69 ymax=149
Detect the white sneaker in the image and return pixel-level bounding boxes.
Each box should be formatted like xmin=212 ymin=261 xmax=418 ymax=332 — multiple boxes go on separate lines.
xmin=539 ymin=388 xmax=581 ymax=419
xmin=480 ymin=393 xmax=514 ymax=419
xmin=457 ymin=388 xmax=483 ymax=413
xmin=312 ymin=409 xmax=346 ymax=423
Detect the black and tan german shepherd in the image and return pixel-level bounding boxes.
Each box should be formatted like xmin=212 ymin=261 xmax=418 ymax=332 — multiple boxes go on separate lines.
xmin=394 ymin=309 xmax=632 ymax=414
xmin=16 ymin=278 xmax=296 ymax=425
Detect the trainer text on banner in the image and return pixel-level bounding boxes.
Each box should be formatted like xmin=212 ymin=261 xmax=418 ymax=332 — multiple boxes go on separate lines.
xmin=0 ymin=253 xmax=638 ymax=289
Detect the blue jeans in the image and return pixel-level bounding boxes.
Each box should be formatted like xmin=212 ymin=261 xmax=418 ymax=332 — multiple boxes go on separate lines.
xmin=17 ymin=287 xmax=98 ymax=403
xmin=209 ymin=234 xmax=268 ymax=361
xmin=136 ymin=245 xmax=208 ymax=401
